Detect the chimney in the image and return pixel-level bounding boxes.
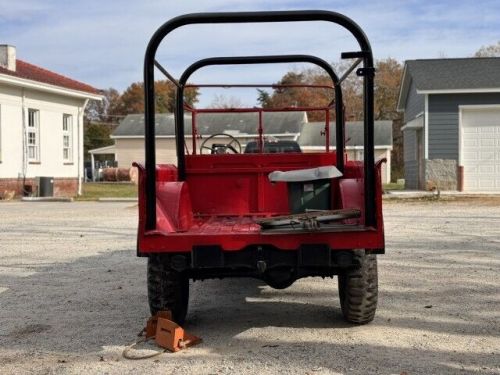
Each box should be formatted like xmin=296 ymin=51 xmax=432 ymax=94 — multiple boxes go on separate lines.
xmin=0 ymin=45 xmax=16 ymax=71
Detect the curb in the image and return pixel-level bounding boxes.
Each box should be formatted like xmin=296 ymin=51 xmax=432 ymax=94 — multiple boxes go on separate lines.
xmin=21 ymin=197 xmax=74 ymax=202
xmin=383 ymin=192 xmax=435 ymax=199
xmin=98 ymin=197 xmax=138 ymax=202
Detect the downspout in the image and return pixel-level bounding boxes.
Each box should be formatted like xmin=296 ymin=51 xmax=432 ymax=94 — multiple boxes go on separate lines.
xmin=21 ymin=88 xmax=28 ymax=192
xmin=77 ymin=99 xmax=89 ymax=196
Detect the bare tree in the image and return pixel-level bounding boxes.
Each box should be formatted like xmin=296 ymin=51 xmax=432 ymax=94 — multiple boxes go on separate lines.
xmin=84 ymin=88 xmax=121 ymax=123
xmin=474 ymin=41 xmax=500 ymax=57
xmin=257 ymin=58 xmax=404 ymax=180
xmin=210 ymin=94 xmax=243 ymax=109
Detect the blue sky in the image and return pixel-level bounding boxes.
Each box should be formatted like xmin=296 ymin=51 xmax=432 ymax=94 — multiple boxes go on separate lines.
xmin=1 ymin=0 xmax=499 ymax=106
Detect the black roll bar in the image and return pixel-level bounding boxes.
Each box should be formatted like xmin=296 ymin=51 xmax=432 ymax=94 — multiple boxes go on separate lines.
xmin=176 ymin=54 xmax=344 ymax=180
xmin=144 ymin=10 xmax=376 ymax=230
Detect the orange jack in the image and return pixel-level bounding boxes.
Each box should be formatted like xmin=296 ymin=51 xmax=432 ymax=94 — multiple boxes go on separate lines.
xmin=145 ymin=311 xmax=201 ymax=352
xmin=155 ymin=317 xmax=201 ymax=352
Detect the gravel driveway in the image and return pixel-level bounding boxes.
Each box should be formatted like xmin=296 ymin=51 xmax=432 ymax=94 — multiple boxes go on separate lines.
xmin=0 ymin=199 xmax=499 ymax=374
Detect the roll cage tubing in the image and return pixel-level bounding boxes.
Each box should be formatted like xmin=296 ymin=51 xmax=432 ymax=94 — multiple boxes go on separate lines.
xmin=177 ymin=54 xmax=343 ymax=171
xmin=144 ymin=10 xmax=376 ymax=231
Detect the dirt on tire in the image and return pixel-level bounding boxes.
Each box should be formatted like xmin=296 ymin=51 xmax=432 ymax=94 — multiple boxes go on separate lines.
xmin=147 ymin=254 xmax=189 ymax=324
xmin=338 ymin=252 xmax=378 ymax=324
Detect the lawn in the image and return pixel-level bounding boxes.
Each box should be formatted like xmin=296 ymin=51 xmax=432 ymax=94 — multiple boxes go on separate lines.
xmin=383 ymin=182 xmax=405 ymax=191
xmin=77 ymin=182 xmax=137 ymax=200
xmin=78 ymin=182 xmax=403 ymax=200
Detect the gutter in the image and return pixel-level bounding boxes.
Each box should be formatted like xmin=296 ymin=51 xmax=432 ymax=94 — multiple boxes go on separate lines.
xmin=416 ymin=88 xmax=500 ymax=95
xmin=21 ymin=88 xmax=27 ymax=182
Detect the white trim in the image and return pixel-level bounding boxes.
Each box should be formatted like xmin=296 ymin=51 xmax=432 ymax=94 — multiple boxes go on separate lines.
xmin=458 ymin=104 xmax=500 ymax=110
xmin=417 ymin=88 xmax=500 ymax=95
xmin=62 ymin=114 xmax=73 ymax=162
xmin=396 ymin=64 xmax=409 ymax=111
xmin=27 ymin=108 xmax=40 ymax=162
xmin=301 ymin=145 xmax=392 ymax=151
xmin=386 ymin=148 xmax=392 ymax=183
xmin=424 ymin=94 xmax=429 ymax=159
xmin=458 ymin=107 xmax=463 ymax=167
xmin=88 ymin=144 xmax=116 ymax=154
xmin=401 ymin=115 xmax=424 ymax=131
xmin=401 ymin=124 xmax=420 ymax=132
xmin=0 ymin=73 xmax=102 ymax=101
xmin=110 ymin=133 xmax=301 ymax=140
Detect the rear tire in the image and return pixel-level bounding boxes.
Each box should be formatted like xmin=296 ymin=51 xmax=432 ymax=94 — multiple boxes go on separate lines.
xmin=338 ymin=251 xmax=378 ymax=324
xmin=147 ymin=254 xmax=189 ymax=324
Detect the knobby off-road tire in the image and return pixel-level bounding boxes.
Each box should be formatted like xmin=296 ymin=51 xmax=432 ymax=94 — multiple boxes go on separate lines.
xmin=338 ymin=252 xmax=378 ymax=324
xmin=147 ymin=255 xmax=189 ymax=325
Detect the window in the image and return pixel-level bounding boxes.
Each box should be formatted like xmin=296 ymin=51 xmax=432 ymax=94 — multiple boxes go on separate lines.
xmin=27 ymin=109 xmax=40 ymax=162
xmin=63 ymin=114 xmax=73 ymax=162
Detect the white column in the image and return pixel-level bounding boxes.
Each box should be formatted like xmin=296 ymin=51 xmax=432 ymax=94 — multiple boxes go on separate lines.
xmin=91 ymin=152 xmax=95 ymax=182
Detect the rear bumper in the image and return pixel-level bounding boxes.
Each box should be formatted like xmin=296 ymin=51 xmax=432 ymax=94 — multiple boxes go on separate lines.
xmin=142 ymin=245 xmax=383 ymax=281
xmin=138 ymin=226 xmax=385 ymax=255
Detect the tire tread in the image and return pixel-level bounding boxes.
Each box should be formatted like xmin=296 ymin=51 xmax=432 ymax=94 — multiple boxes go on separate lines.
xmin=338 ymin=253 xmax=378 ymax=324
xmin=147 ymin=255 xmax=189 ymax=324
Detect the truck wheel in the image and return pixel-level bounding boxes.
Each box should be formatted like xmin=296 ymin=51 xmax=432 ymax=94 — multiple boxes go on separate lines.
xmin=338 ymin=252 xmax=378 ymax=324
xmin=147 ymin=254 xmax=189 ymax=324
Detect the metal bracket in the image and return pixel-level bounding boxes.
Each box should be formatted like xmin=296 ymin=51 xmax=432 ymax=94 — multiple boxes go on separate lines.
xmin=338 ymin=58 xmax=362 ymax=84
xmin=341 ymin=51 xmax=369 ymax=59
xmin=154 ymin=60 xmax=182 ymax=89
xmin=356 ymin=67 xmax=375 ymax=77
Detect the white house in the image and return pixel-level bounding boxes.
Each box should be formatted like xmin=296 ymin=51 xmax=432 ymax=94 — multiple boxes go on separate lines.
xmin=109 ymin=112 xmax=306 ymax=168
xmin=298 ymin=121 xmax=393 ymax=184
xmin=106 ymin=113 xmax=393 ymax=184
xmin=0 ymin=45 xmax=102 ymax=197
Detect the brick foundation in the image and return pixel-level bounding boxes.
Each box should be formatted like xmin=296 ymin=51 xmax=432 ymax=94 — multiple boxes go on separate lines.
xmin=0 ymin=177 xmax=79 ymax=198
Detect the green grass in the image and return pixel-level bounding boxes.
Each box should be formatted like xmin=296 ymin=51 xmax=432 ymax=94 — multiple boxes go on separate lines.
xmin=77 ymin=182 xmax=137 ymax=200
xmin=79 ymin=182 xmax=402 ymax=200
xmin=383 ymin=182 xmax=405 ymax=191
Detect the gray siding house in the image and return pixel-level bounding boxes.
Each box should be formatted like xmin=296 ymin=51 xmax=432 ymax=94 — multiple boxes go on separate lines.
xmin=397 ymin=58 xmax=500 ymax=192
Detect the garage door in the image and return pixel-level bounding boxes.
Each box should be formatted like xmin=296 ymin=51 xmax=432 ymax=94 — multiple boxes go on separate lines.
xmin=461 ymin=107 xmax=500 ymax=192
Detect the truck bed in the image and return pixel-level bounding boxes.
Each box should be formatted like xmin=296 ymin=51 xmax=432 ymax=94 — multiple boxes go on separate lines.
xmin=135 ymin=154 xmax=385 ymax=253
xmin=187 ymin=208 xmax=362 ymax=235
xmin=190 ymin=215 xmax=261 ymax=234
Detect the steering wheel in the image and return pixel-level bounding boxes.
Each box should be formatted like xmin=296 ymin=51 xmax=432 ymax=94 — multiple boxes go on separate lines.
xmin=199 ymin=133 xmax=242 ymax=154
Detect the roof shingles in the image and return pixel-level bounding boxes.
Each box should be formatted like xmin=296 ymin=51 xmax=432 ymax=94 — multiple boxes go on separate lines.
xmin=406 ymin=57 xmax=500 ymax=91
xmin=0 ymin=59 xmax=99 ymax=94
xmin=113 ymin=112 xmax=306 ymax=137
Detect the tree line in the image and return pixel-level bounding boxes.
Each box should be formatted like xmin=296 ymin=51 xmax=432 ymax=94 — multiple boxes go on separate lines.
xmin=84 ymin=81 xmax=198 ymax=158
xmin=84 ymin=59 xmax=403 ymax=175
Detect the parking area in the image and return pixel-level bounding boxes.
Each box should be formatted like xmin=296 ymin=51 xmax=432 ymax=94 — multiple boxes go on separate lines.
xmin=0 ymin=199 xmax=499 ymax=374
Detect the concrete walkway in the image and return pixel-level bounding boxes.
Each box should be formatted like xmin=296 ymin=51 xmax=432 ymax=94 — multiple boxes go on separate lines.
xmin=384 ymin=189 xmax=500 ymax=199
